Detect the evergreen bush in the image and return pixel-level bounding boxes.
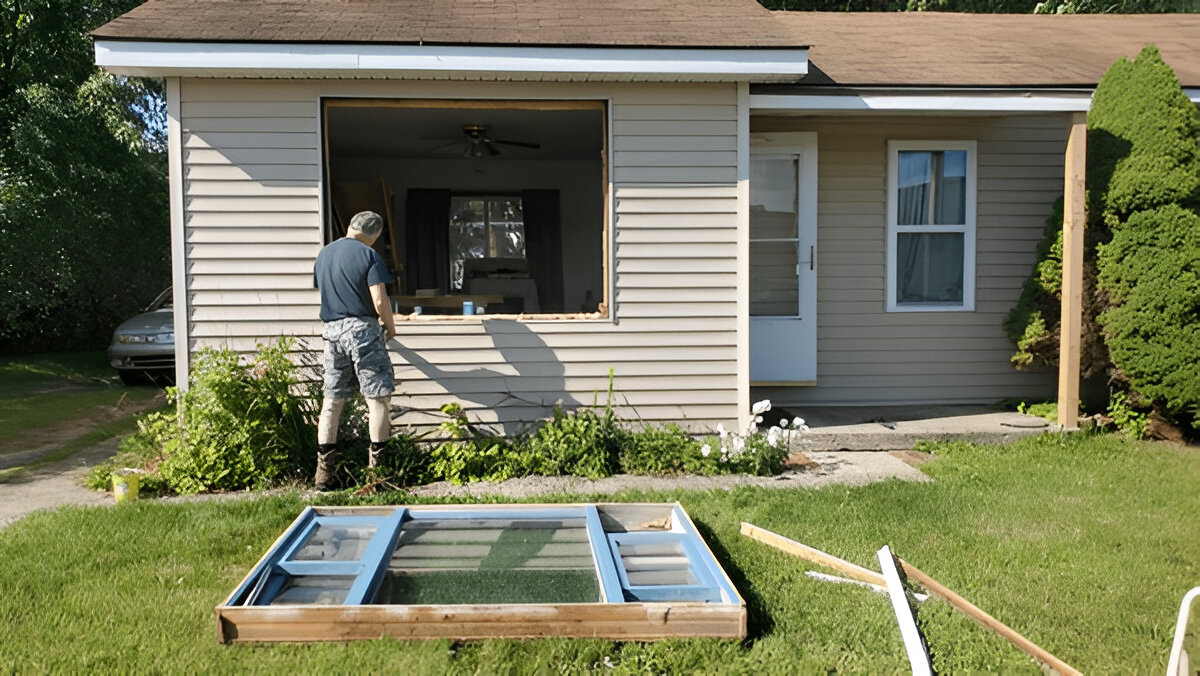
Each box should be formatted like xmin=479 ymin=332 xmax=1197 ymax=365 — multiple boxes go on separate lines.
xmin=1090 ymin=46 xmax=1200 ymax=430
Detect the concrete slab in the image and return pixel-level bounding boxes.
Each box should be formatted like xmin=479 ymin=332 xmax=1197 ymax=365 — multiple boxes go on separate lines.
xmin=778 ymin=404 xmax=1052 ymax=452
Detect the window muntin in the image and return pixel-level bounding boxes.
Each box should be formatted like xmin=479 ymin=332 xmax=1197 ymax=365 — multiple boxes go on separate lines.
xmin=887 ymin=141 xmax=976 ymax=311
xmin=448 ymin=196 xmax=526 ymax=291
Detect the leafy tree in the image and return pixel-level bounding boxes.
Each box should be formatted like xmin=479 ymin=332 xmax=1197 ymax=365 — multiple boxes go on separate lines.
xmin=1 ymin=0 xmax=167 ymax=352
xmin=1090 ymin=46 xmax=1200 ymax=429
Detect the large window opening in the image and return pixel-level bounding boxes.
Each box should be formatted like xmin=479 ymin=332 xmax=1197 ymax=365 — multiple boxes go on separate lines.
xmin=322 ymin=100 xmax=607 ymax=317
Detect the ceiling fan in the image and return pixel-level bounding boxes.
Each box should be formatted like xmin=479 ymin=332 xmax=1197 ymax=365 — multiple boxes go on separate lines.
xmin=423 ymin=124 xmax=541 ymax=158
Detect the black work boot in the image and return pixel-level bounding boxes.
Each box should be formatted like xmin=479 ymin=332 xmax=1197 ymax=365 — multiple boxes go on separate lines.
xmin=368 ymin=441 xmax=387 ymax=469
xmin=314 ymin=443 xmax=341 ymax=490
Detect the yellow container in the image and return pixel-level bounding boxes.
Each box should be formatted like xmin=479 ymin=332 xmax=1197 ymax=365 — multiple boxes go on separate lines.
xmin=112 ymin=470 xmax=141 ymax=503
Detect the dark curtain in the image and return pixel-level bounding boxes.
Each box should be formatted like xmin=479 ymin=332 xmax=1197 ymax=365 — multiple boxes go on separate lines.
xmin=522 ymin=189 xmax=564 ymax=313
xmin=405 ymin=189 xmax=451 ymax=293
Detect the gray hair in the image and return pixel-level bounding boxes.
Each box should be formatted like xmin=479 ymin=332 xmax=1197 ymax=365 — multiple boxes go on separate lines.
xmin=348 ymin=211 xmax=383 ymax=236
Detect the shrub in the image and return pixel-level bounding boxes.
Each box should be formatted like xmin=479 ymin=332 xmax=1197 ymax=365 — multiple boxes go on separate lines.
xmin=618 ymin=424 xmax=704 ymax=475
xmin=1091 ymin=46 xmax=1200 ymax=431
xmin=428 ymin=403 xmax=531 ymax=485
xmin=97 ymin=339 xmax=320 ymax=495
xmin=1097 ymin=204 xmax=1200 ymax=425
xmin=524 ymin=407 xmax=625 ymax=479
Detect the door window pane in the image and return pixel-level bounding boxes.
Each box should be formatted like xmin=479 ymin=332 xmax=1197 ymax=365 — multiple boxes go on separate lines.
xmin=750 ymin=157 xmax=799 ymax=315
xmin=896 ymin=232 xmax=964 ymax=304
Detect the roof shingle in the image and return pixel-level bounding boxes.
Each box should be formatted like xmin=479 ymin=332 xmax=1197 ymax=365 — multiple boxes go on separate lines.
xmin=771 ymin=12 xmax=1200 ymax=88
xmin=92 ymin=0 xmax=807 ymax=49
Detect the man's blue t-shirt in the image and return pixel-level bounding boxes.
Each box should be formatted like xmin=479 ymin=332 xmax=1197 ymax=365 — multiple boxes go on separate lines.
xmin=313 ymin=238 xmax=394 ymax=322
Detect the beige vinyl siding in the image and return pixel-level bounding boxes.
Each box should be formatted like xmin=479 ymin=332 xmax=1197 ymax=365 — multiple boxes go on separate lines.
xmin=751 ymin=114 xmax=1064 ymax=405
xmin=178 ymin=78 xmax=740 ymax=432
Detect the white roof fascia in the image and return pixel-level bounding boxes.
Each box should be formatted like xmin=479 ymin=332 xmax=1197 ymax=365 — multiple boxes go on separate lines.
xmin=751 ymin=89 xmax=1095 ymax=113
xmin=94 ymin=40 xmax=808 ymax=82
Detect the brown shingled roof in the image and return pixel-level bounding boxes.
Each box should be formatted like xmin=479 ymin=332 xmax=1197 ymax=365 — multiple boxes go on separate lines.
xmin=771 ymin=12 xmax=1200 ymax=88
xmin=92 ymin=0 xmax=807 ymax=49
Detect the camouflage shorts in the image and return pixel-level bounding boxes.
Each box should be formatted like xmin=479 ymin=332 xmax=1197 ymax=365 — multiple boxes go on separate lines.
xmin=322 ymin=317 xmax=395 ymax=399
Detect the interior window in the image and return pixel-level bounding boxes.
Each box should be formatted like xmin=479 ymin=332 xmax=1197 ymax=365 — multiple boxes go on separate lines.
xmin=888 ymin=142 xmax=975 ymax=311
xmin=449 ymin=196 xmax=526 ymax=291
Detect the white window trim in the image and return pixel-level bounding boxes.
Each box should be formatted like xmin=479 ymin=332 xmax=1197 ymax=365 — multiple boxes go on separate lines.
xmin=885 ymin=140 xmax=977 ymax=312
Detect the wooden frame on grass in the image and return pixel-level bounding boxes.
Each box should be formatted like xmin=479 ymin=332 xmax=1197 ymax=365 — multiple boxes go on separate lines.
xmin=216 ymin=503 xmax=745 ymax=643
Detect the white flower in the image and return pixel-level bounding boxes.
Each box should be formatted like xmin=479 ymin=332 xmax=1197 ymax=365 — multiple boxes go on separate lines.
xmin=766 ymin=426 xmax=782 ymax=448
xmin=752 ymin=399 xmax=772 ymax=415
xmin=716 ymin=423 xmax=727 ymax=439
xmin=792 ymin=416 xmax=809 ymax=432
xmin=700 ymin=444 xmax=712 ymax=457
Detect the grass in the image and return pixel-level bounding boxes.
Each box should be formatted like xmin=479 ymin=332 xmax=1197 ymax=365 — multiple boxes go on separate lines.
xmin=0 ymin=432 xmax=1197 ymax=672
xmin=0 ymin=352 xmax=158 ymax=446
xmin=0 ymin=352 xmax=162 ymax=479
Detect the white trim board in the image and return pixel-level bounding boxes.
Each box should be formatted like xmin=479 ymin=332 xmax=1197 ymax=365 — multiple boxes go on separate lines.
xmin=750 ymin=92 xmax=1094 ymax=113
xmin=94 ymin=40 xmax=808 ymax=82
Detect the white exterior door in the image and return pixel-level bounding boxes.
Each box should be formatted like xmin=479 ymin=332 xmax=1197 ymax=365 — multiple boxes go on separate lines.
xmin=749 ymin=133 xmax=818 ymax=384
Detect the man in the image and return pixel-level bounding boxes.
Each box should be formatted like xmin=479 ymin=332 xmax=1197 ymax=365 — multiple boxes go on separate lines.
xmin=312 ymin=210 xmax=397 ymax=489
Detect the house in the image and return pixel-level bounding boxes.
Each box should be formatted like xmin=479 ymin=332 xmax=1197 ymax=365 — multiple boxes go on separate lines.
xmin=92 ymin=1 xmax=1200 ymax=433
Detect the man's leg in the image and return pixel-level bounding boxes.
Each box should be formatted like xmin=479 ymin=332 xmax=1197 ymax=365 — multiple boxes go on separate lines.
xmin=317 ymin=320 xmax=355 ymax=489
xmin=366 ymin=396 xmax=390 ymax=468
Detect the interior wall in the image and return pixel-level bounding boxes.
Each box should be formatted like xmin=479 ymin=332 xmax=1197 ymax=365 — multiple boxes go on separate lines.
xmin=333 ymin=158 xmax=603 ymax=313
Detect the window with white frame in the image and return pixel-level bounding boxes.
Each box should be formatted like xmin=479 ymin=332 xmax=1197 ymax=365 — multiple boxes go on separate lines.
xmin=886 ymin=140 xmax=976 ymax=311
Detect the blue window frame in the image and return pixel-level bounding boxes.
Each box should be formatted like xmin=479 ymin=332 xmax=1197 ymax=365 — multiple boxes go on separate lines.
xmin=228 ymin=504 xmax=735 ymax=609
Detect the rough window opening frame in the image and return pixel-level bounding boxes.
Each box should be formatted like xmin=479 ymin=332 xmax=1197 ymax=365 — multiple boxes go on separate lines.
xmin=885 ymin=139 xmax=977 ymax=313
xmin=319 ymin=97 xmax=612 ymax=322
xmin=215 ymin=503 xmax=745 ymax=643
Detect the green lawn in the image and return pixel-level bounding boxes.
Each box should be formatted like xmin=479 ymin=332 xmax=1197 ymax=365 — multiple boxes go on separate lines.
xmin=0 ymin=432 xmax=1196 ymax=672
xmin=0 ymin=353 xmax=160 ymax=474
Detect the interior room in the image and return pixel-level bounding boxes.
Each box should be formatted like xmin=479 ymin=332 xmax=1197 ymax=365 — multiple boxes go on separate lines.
xmin=323 ymin=100 xmax=606 ymax=316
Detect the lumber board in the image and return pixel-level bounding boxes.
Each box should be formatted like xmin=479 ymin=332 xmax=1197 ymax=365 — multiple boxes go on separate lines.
xmin=216 ymin=602 xmax=745 ymax=643
xmin=877 ymin=546 xmax=933 ymax=676
xmin=739 ymin=522 xmax=887 ymax=587
xmin=896 ymin=557 xmax=1081 ymax=676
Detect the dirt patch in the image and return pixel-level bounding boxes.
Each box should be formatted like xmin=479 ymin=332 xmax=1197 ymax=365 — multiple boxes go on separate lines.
xmin=890 ymin=450 xmax=936 ymax=468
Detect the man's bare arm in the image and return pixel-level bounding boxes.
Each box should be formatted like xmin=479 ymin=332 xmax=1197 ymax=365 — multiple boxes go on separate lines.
xmin=369 ymin=283 xmax=396 ymax=338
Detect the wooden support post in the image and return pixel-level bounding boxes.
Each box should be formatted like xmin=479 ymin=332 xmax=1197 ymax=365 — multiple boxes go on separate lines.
xmin=739 ymin=522 xmax=887 ymax=587
xmin=896 ymin=557 xmax=1081 ymax=675
xmin=1058 ymin=113 xmax=1087 ymax=428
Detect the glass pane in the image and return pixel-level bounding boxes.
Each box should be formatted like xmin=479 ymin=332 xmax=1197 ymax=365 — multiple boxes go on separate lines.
xmin=449 ymin=197 xmax=487 ymax=291
xmin=897 ymin=150 xmax=967 ymax=226
xmin=449 ymin=196 xmax=526 ymax=291
xmin=292 ymin=522 xmax=378 ymax=561
xmin=271 ymin=576 xmax=352 ymax=605
xmin=487 ymin=198 xmax=525 ymax=259
xmin=750 ymin=157 xmax=797 ymax=240
xmin=750 ymin=240 xmax=798 ymax=316
xmin=896 ymin=232 xmax=965 ymax=305
xmin=374 ymin=518 xmax=600 ymax=605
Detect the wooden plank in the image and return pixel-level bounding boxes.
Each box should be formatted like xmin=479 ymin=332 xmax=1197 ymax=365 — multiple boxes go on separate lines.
xmin=877 ymin=546 xmax=933 ymax=676
xmin=896 ymin=557 xmax=1081 ymax=675
xmin=216 ymin=601 xmax=745 ymax=643
xmin=739 ymin=522 xmax=886 ymax=587
xmin=1058 ymin=114 xmax=1086 ymax=429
